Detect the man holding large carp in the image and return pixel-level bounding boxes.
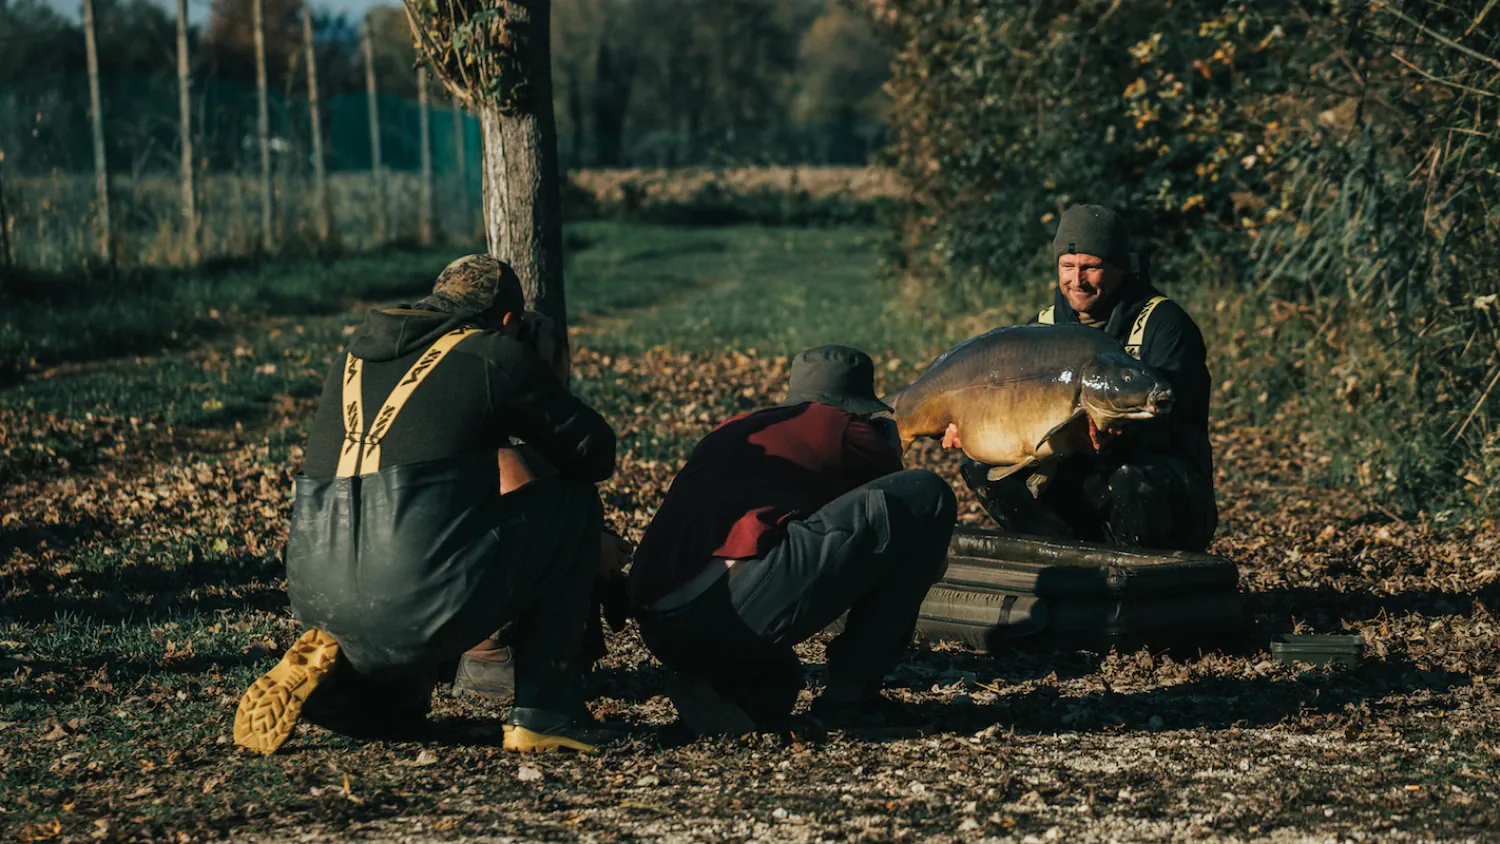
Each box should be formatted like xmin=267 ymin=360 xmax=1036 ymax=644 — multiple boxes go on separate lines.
xmin=895 ymin=204 xmax=1217 ymax=552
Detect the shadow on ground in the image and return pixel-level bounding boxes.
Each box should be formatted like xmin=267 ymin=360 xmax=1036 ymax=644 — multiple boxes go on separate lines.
xmin=0 ymin=552 xmax=287 ymax=626
xmin=1248 ymin=585 xmax=1500 ymax=628
xmin=913 ymin=656 xmax=1469 ymax=736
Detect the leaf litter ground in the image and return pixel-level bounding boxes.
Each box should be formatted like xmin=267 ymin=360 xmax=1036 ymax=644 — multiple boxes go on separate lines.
xmin=4 ymin=239 xmax=1500 ymax=842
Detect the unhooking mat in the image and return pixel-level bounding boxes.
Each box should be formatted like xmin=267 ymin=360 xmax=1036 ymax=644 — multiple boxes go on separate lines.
xmin=915 ymin=527 xmax=1244 ymax=653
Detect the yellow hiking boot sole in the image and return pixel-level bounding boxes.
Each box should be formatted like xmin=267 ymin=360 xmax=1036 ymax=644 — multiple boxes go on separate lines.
xmin=501 ymin=724 xmax=601 ymax=753
xmin=233 ymin=628 xmax=341 ymax=755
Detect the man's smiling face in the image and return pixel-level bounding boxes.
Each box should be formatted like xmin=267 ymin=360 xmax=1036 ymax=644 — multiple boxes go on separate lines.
xmin=1057 ymin=252 xmax=1127 ymax=319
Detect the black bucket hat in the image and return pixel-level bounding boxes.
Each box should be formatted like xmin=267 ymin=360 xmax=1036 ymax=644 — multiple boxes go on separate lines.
xmin=781 ymin=345 xmax=891 ymax=417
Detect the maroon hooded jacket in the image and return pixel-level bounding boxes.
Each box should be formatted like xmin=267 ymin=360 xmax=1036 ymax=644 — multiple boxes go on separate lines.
xmin=628 ymin=401 xmax=902 ymax=608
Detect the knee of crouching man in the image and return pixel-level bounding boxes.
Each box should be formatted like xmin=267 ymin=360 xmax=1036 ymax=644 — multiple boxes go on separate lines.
xmin=558 ymin=477 xmax=605 ymax=524
xmin=913 ymin=469 xmax=959 ymax=522
xmin=881 ymin=469 xmax=957 ymax=524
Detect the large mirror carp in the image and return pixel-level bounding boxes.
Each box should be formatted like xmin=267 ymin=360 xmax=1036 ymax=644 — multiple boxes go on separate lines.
xmin=889 ymin=325 xmax=1175 ymax=496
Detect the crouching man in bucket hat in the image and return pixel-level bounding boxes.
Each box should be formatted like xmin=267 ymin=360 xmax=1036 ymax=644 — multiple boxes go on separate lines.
xmin=629 ymin=346 xmax=958 ymax=737
xmin=233 ymin=255 xmax=628 ymax=755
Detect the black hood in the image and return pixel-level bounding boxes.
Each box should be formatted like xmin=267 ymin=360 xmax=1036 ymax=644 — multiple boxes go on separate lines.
xmin=346 ymin=307 xmax=485 ymax=363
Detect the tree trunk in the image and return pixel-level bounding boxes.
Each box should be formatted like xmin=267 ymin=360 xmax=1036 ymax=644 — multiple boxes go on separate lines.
xmin=303 ymin=6 xmax=330 ymax=247
xmin=479 ymin=1 xmax=566 ymax=327
xmin=418 ymin=66 xmax=434 ymax=245
xmin=176 ymin=0 xmax=197 ymax=264
xmin=451 ymin=95 xmax=468 ymax=237
xmin=363 ymin=20 xmax=386 ymax=244
xmin=253 ymin=0 xmax=274 ymax=252
xmin=83 ymin=0 xmax=112 ymax=267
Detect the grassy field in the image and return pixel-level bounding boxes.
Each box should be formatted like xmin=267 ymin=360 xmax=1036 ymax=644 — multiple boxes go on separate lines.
xmin=3 ymin=167 xmax=888 ymax=273
xmin=2 ymin=223 xmax=1498 ymax=842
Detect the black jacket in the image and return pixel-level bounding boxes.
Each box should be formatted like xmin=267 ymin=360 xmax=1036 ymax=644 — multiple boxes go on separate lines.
xmin=301 ymin=307 xmax=615 ymax=482
xmin=285 ymin=307 xmax=615 ymax=672
xmin=1033 ymin=282 xmax=1214 ymax=481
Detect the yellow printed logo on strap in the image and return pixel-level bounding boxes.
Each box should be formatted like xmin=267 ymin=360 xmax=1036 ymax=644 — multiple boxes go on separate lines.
xmin=1035 ymin=296 xmax=1167 ymax=359
xmin=1125 ymin=295 xmax=1168 ymax=360
xmin=335 ymin=327 xmax=480 ymax=477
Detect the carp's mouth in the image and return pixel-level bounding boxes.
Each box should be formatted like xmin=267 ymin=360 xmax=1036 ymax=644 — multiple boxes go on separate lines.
xmin=1081 ymin=383 xmax=1175 ymax=426
xmin=1146 ymin=385 xmax=1174 ymax=416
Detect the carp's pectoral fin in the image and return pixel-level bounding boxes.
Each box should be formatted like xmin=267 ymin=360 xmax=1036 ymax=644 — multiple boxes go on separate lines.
xmin=985 ymin=458 xmax=1036 ymax=484
xmin=1034 ymin=408 xmax=1086 ymax=454
xmin=1025 ymin=457 xmax=1061 ymax=499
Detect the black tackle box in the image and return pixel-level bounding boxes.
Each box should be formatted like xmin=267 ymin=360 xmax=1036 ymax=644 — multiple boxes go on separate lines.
xmin=915 ymin=527 xmax=1245 ymax=653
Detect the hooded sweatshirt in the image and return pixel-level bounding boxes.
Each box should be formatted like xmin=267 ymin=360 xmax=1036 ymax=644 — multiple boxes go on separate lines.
xmin=285 ymin=306 xmax=616 ymax=672
xmin=300 ymin=307 xmax=615 ymax=482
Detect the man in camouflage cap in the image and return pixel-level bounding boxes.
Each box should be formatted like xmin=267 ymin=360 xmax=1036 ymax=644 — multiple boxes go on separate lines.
xmin=945 ymin=205 xmax=1218 ymax=551
xmin=233 ymin=253 xmax=630 ymax=755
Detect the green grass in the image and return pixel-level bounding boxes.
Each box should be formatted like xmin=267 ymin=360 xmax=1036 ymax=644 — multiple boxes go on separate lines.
xmin=2 ymin=223 xmax=912 ymax=373
xmin=565 ymin=222 xmax=928 ymax=357
xmin=0 ymin=247 xmax=478 ymax=375
xmin=1 ymin=223 xmax=911 ymax=421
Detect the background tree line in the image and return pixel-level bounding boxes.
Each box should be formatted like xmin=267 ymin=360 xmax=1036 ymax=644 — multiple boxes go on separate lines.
xmin=0 ymin=0 xmax=890 ymax=173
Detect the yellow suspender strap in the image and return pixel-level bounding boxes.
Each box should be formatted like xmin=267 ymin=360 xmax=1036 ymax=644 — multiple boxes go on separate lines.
xmin=360 ymin=327 xmax=479 ymax=471
xmin=334 ymin=327 xmax=480 ymax=478
xmin=335 ymin=353 xmax=367 ymax=478
xmin=1125 ymin=295 xmax=1169 ymax=360
xmin=1037 ymin=306 xmax=1055 ymax=326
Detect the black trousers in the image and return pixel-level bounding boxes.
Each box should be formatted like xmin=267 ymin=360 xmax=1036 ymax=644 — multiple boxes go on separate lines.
xmin=468 ymin=476 xmax=603 ymax=713
xmin=637 ymin=470 xmax=957 ymax=723
xmin=297 ymin=474 xmax=603 ymax=718
xmin=960 ymin=453 xmax=1216 ymax=552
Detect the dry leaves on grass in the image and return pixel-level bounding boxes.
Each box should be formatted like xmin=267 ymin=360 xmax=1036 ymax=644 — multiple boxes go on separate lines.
xmin=3 ymin=343 xmax=1500 ymax=841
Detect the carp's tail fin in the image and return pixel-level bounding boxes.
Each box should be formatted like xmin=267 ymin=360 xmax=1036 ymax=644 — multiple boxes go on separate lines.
xmin=880 ymin=387 xmax=905 ymax=414
xmin=880 ymin=388 xmax=917 ymax=451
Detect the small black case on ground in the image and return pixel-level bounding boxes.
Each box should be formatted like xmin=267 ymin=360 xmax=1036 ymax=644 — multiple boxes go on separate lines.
xmin=915 ymin=527 xmax=1245 ymax=653
xmin=1269 ymin=634 xmax=1364 ymax=667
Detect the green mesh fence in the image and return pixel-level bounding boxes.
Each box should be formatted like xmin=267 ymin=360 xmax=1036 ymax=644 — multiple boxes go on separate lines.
xmin=0 ymin=72 xmax=483 ymax=270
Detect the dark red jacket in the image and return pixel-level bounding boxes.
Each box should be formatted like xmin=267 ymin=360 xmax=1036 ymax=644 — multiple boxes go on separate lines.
xmin=628 ymin=402 xmax=903 ymax=608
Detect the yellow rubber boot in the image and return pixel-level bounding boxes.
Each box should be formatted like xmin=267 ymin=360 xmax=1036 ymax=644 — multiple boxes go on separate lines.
xmin=502 ymin=725 xmax=603 ymax=753
xmin=500 ymin=707 xmax=627 ymax=753
xmin=233 ymin=628 xmax=341 ymax=755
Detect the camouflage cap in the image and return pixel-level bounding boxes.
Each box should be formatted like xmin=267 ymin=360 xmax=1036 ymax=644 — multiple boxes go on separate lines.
xmin=416 ymin=254 xmax=525 ymax=316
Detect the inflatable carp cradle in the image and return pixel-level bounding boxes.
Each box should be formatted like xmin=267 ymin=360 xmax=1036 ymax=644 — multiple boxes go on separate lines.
xmin=915 ymin=528 xmax=1244 ymax=653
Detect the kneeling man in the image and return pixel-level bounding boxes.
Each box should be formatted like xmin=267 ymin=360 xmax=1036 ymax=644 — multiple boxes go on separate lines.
xmin=234 ymin=255 xmax=623 ymax=755
xmin=630 ymin=346 xmax=957 ymax=735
